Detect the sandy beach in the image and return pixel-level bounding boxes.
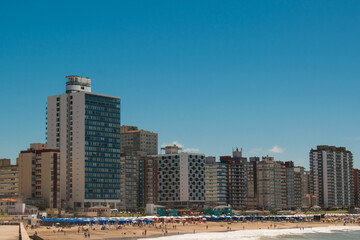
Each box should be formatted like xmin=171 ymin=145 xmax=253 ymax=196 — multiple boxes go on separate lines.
xmin=26 ymin=221 xmax=360 ymax=240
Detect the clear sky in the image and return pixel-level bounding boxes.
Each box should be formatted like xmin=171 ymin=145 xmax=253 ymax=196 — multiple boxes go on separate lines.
xmin=1 ymin=0 xmax=360 ymax=169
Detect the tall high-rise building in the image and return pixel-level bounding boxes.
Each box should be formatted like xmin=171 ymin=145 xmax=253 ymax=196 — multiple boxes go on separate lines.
xmin=353 ymin=169 xmax=360 ymax=207
xmin=47 ymin=76 xmax=121 ymax=210
xmin=205 ymin=156 xmax=228 ymax=206
xmin=0 ymin=159 xmax=19 ymax=199
xmin=119 ymin=151 xmax=158 ymax=210
xmin=17 ymin=143 xmax=60 ymax=208
xmin=301 ymin=171 xmax=317 ymax=208
xmin=155 ymin=145 xmax=206 ymax=208
xmin=284 ymin=161 xmax=304 ymax=210
xmin=220 ymin=149 xmax=248 ymax=209
xmin=120 ymin=126 xmax=158 ymax=155
xmin=256 ymin=156 xmax=286 ymax=210
xmin=246 ymin=157 xmax=259 ymax=210
xmin=293 ymin=166 xmax=305 ymax=209
xmin=309 ymin=145 xmax=354 ymax=208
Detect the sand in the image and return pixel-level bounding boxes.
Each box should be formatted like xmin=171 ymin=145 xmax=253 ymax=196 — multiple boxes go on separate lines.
xmin=0 ymin=225 xmax=19 ymax=240
xmin=25 ymin=221 xmax=360 ymax=240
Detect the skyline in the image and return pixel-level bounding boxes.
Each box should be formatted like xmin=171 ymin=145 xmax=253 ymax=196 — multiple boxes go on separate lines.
xmin=1 ymin=1 xmax=360 ymax=169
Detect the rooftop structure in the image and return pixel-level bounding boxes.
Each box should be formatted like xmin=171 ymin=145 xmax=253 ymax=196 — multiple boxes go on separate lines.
xmin=65 ymin=75 xmax=91 ymax=93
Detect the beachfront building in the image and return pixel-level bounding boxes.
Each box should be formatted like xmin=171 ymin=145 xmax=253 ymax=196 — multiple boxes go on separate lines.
xmin=205 ymin=156 xmax=228 ymax=206
xmin=302 ymin=171 xmax=311 ymax=196
xmin=220 ymin=149 xmax=248 ymax=209
xmin=256 ymin=156 xmax=286 ymax=211
xmin=120 ymin=126 xmax=158 ymax=155
xmin=119 ymin=151 xmax=157 ymax=210
xmin=353 ymin=169 xmax=360 ymax=207
xmin=309 ymin=145 xmax=354 ymax=208
xmin=284 ymin=161 xmax=304 ymax=210
xmin=47 ymin=76 xmax=121 ymax=210
xmin=301 ymin=170 xmax=317 ymax=208
xmin=0 ymin=159 xmax=19 ymax=199
xmin=155 ymin=145 xmax=206 ymax=208
xmin=246 ymin=157 xmax=259 ymax=210
xmin=17 ymin=143 xmax=60 ymax=208
xmin=293 ymin=166 xmax=305 ymax=209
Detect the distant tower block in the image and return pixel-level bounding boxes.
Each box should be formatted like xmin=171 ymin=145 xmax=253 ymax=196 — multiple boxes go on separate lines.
xmin=161 ymin=145 xmax=182 ymax=154
xmin=65 ymin=75 xmax=91 ymax=93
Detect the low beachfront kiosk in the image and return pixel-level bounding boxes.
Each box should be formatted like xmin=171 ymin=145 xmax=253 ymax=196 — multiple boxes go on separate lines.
xmin=145 ymin=204 xmax=166 ymax=216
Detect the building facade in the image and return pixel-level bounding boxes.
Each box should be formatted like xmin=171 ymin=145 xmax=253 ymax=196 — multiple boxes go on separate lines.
xmin=47 ymin=76 xmax=121 ymax=210
xmin=246 ymin=157 xmax=259 ymax=210
xmin=256 ymin=156 xmax=286 ymax=211
xmin=284 ymin=161 xmax=304 ymax=210
xmin=156 ymin=145 xmax=205 ymax=208
xmin=205 ymin=156 xmax=228 ymax=206
xmin=309 ymin=145 xmax=354 ymax=208
xmin=220 ymin=149 xmax=248 ymax=209
xmin=17 ymin=143 xmax=60 ymax=208
xmin=353 ymin=169 xmax=360 ymax=207
xmin=119 ymin=151 xmax=157 ymax=210
xmin=0 ymin=159 xmax=19 ymax=199
xmin=121 ymin=126 xmax=158 ymax=155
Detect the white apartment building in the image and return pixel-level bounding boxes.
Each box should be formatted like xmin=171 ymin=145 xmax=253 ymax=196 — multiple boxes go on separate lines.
xmin=155 ymin=145 xmax=206 ymax=208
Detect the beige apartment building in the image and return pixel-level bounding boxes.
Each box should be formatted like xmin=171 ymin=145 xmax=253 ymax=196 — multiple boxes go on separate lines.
xmin=17 ymin=143 xmax=60 ymax=208
xmin=0 ymin=159 xmax=19 ymax=199
xmin=257 ymin=156 xmax=287 ymax=211
xmin=121 ymin=126 xmax=158 ymax=155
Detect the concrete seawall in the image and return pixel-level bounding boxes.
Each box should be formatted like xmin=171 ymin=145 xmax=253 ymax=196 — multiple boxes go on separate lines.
xmin=19 ymin=223 xmax=30 ymax=240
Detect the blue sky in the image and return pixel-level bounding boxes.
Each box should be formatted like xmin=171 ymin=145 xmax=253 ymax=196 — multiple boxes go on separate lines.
xmin=1 ymin=0 xmax=360 ymax=169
